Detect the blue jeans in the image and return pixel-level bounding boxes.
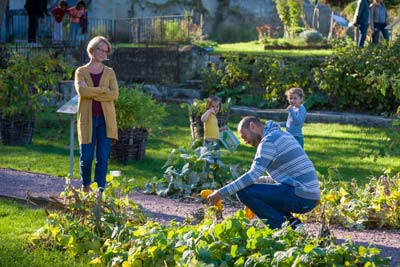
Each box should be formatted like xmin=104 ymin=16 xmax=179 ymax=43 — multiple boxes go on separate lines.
xmin=236 ymin=183 xmax=318 ymax=229
xmin=204 ymin=140 xmax=220 ymax=179
xmin=372 ymin=22 xmax=389 ymax=43
xmin=80 ymin=116 xmax=111 ymax=189
xmin=358 ymin=23 xmax=369 ymax=48
xmin=70 ymin=22 xmax=80 ymax=46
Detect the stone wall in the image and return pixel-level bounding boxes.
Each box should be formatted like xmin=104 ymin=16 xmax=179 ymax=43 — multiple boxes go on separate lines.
xmin=107 ymin=45 xmax=209 ymax=84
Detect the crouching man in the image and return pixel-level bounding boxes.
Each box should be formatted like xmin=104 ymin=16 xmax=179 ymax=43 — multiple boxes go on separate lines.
xmin=207 ymin=116 xmax=320 ymax=229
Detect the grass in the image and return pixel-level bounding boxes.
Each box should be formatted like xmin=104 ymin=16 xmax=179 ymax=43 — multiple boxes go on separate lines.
xmin=0 ymin=103 xmax=399 ymax=187
xmin=0 ymin=199 xmax=88 ymax=267
xmin=212 ymin=41 xmax=333 ymax=57
xmin=114 ymin=41 xmax=333 ymax=57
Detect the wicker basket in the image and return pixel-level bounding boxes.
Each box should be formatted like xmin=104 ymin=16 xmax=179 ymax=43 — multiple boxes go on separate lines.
xmin=0 ymin=114 xmax=35 ymax=146
xmin=189 ymin=110 xmax=230 ymax=140
xmin=111 ymin=128 xmax=148 ymax=163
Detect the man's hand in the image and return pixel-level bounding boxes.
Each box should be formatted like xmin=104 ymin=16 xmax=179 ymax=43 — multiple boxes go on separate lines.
xmin=207 ymin=190 xmax=222 ymax=206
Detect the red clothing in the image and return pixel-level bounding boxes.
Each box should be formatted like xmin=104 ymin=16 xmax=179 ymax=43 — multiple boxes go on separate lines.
xmin=51 ymin=7 xmax=66 ymax=23
xmin=90 ymin=72 xmax=104 ymax=117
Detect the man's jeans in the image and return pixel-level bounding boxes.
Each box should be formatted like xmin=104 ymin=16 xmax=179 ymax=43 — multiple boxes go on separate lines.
xmin=80 ymin=116 xmax=111 ymax=189
xmin=236 ymin=183 xmax=318 ymax=229
xmin=358 ymin=23 xmax=369 ymax=48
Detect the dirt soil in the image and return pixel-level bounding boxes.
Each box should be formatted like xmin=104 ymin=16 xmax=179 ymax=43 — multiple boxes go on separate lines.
xmin=0 ymin=168 xmax=399 ymax=267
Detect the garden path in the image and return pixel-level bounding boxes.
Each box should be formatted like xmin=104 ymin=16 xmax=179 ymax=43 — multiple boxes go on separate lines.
xmin=0 ymin=167 xmax=399 ymax=267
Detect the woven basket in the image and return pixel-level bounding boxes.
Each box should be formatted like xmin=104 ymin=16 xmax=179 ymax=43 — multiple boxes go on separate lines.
xmin=0 ymin=114 xmax=35 ymax=146
xmin=111 ymin=128 xmax=148 ymax=163
xmin=189 ymin=110 xmax=230 ymax=140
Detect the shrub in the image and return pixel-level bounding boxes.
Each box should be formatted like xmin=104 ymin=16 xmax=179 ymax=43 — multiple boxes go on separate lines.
xmin=313 ymin=40 xmax=400 ymax=115
xmin=115 ymin=85 xmax=167 ymax=131
xmin=299 ymin=30 xmax=324 ymax=44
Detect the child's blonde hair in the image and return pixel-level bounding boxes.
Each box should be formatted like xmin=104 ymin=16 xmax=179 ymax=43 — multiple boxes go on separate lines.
xmin=285 ymin=87 xmax=305 ymax=100
xmin=205 ymin=95 xmax=221 ymax=109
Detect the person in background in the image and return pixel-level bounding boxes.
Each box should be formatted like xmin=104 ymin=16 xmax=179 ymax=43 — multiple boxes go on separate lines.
xmin=67 ymin=0 xmax=86 ymax=46
xmin=279 ymin=87 xmax=307 ymax=148
xmin=207 ymin=116 xmax=320 ymax=230
xmin=201 ymin=95 xmax=222 ymax=179
xmin=24 ymin=0 xmax=49 ymax=43
xmin=370 ymin=0 xmax=389 ymax=43
xmin=74 ymin=36 xmax=119 ymax=192
xmin=350 ymin=0 xmax=370 ymax=47
xmin=50 ymin=0 xmax=68 ymax=44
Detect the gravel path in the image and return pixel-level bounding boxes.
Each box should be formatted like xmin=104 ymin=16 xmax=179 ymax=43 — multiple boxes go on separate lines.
xmin=0 ymin=168 xmax=399 ymax=267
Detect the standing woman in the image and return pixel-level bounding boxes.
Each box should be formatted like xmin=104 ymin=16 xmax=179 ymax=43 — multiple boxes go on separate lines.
xmin=370 ymin=0 xmax=389 ymax=43
xmin=74 ymin=36 xmax=119 ymax=192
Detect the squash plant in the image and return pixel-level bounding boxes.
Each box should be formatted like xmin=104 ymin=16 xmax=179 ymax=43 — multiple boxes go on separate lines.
xmin=304 ymin=171 xmax=400 ymax=229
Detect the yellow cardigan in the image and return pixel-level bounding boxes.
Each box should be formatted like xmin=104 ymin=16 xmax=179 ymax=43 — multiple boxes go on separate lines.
xmin=74 ymin=65 xmax=119 ymax=144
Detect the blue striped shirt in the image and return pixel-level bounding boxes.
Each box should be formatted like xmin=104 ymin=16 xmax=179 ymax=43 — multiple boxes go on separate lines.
xmin=219 ymin=121 xmax=320 ymax=200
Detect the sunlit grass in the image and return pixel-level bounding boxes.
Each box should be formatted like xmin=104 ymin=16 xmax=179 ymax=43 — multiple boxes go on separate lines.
xmin=213 ymin=41 xmax=333 ymax=57
xmin=0 ymin=103 xmax=399 ymax=187
xmin=0 ymin=199 xmax=89 ymax=267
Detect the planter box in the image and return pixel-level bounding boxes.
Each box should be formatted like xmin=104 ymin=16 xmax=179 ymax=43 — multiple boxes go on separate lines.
xmin=0 ymin=114 xmax=35 ymax=146
xmin=110 ymin=128 xmax=148 ymax=163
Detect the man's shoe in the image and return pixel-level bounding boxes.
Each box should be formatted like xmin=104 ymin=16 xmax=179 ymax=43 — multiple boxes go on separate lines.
xmin=82 ymin=185 xmax=90 ymax=193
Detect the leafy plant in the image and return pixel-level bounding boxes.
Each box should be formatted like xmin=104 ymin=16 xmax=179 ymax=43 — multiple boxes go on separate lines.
xmin=143 ymin=145 xmax=241 ymax=198
xmin=0 ymin=51 xmax=72 ymax=117
xmin=304 ymin=171 xmax=400 ymax=229
xmin=313 ymin=39 xmax=400 ymax=115
xmin=115 ymin=85 xmax=168 ymax=131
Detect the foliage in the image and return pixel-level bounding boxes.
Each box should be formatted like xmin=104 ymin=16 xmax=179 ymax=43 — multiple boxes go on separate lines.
xmin=29 ymin=175 xmax=146 ymax=259
xmin=201 ymin=53 xmax=321 ymax=108
xmin=313 ymin=39 xmax=400 ymax=115
xmin=30 ymin=200 xmax=390 ymax=266
xmin=299 ymin=30 xmax=324 ymax=44
xmin=115 ymin=85 xmax=168 ymax=131
xmin=151 ymin=15 xmax=200 ymax=44
xmin=0 ymin=51 xmax=72 ymax=117
xmin=181 ymin=97 xmax=232 ymax=118
xmin=273 ymin=0 xmax=304 ymax=39
xmin=143 ymin=145 xmax=241 ymax=198
xmin=305 ymin=171 xmax=400 ymax=229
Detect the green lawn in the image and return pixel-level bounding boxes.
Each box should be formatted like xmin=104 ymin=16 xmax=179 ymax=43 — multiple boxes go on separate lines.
xmin=212 ymin=41 xmax=333 ymax=57
xmin=0 ymin=199 xmax=89 ymax=267
xmin=0 ymin=103 xmax=398 ymax=186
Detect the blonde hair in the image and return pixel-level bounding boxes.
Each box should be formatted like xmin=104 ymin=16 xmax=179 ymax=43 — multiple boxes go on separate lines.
xmin=285 ymin=87 xmax=305 ymax=99
xmin=86 ymin=36 xmax=112 ymax=58
xmin=205 ymin=95 xmax=221 ymax=109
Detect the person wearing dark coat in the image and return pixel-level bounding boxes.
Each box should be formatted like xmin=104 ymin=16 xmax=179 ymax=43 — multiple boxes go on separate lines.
xmin=350 ymin=0 xmax=370 ymax=47
xmin=24 ymin=0 xmax=49 ymax=43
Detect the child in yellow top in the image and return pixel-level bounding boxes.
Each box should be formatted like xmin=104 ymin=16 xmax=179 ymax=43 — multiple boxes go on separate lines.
xmin=201 ymin=96 xmax=221 ymax=178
